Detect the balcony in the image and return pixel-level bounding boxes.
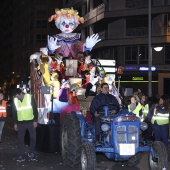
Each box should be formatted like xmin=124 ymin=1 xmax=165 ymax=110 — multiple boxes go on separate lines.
xmin=64 ymin=0 xmax=86 ymax=8
xmin=95 ymin=26 xmax=170 ymax=48
xmin=98 ymin=26 xmax=170 ymax=40
xmin=84 ymin=3 xmax=105 ymax=22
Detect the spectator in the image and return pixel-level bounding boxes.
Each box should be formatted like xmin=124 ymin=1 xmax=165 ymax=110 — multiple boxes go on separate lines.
xmin=150 ymin=95 xmax=170 ymax=147
xmin=0 ymin=90 xmax=7 ymax=143
xmin=12 ymin=88 xmax=38 ymax=162
xmin=90 ymin=83 xmax=120 ymax=141
xmin=128 ymin=96 xmax=142 ymax=118
xmin=140 ymin=94 xmax=149 ymax=121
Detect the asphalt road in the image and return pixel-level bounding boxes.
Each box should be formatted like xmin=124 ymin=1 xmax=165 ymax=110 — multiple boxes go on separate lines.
xmin=0 ymin=117 xmax=169 ymax=170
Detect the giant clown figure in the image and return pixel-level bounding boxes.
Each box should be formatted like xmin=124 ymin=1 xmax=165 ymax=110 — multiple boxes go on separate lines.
xmin=47 ymin=8 xmax=101 ymax=57
xmin=30 ymin=8 xmax=102 ymax=124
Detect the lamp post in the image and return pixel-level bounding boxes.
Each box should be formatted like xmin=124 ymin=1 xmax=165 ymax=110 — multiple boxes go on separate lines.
xmin=148 ymin=0 xmax=152 ymax=97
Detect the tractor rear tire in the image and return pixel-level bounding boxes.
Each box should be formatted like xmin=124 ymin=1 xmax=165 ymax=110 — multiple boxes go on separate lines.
xmin=149 ymin=141 xmax=168 ymax=170
xmin=60 ymin=113 xmax=81 ymax=169
xmin=81 ymin=142 xmax=96 ymax=170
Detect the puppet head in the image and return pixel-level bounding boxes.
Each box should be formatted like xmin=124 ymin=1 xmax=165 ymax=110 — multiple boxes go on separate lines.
xmin=48 ymin=8 xmax=84 ymax=33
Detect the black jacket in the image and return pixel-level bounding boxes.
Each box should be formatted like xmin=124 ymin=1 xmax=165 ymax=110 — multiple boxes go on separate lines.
xmin=90 ymin=93 xmax=120 ymax=116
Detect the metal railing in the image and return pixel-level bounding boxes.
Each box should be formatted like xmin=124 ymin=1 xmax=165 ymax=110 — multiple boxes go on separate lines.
xmin=97 ymin=26 xmax=170 ymax=40
xmin=84 ymin=3 xmax=105 ymax=22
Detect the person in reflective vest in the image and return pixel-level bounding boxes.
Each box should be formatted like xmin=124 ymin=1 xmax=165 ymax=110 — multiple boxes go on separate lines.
xmin=128 ymin=96 xmax=142 ymax=119
xmin=140 ymin=94 xmax=149 ymax=121
xmin=12 ymin=88 xmax=38 ymax=162
xmin=150 ymin=95 xmax=170 ymax=147
xmin=0 ymin=90 xmax=7 ymax=143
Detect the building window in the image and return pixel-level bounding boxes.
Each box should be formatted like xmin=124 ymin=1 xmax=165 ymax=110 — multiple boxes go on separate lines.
xmin=139 ymin=45 xmax=148 ymax=64
xmin=165 ymin=45 xmax=170 ymax=64
xmin=125 ymin=0 xmax=135 ymax=8
xmin=125 ymin=45 xmax=148 ymax=64
xmin=36 ymin=34 xmax=47 ymax=42
xmin=49 ymin=22 xmax=56 ymax=28
xmin=36 ymin=9 xmax=47 ymax=14
xmin=36 ymin=20 xmax=47 ymax=28
xmin=125 ymin=46 xmax=138 ymax=64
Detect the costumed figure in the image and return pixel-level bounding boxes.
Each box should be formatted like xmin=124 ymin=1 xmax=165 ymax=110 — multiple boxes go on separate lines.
xmin=49 ymin=72 xmax=61 ymax=99
xmin=78 ymin=50 xmax=93 ymax=79
xmin=60 ymin=86 xmax=80 ymax=121
xmin=84 ymin=65 xmax=100 ymax=99
xmin=50 ymin=53 xmax=66 ymax=81
xmin=30 ymin=47 xmax=52 ymax=108
xmin=103 ymin=74 xmax=122 ymax=104
xmin=47 ymin=8 xmax=101 ymax=58
xmin=48 ymin=80 xmax=70 ymax=114
xmin=49 ymin=79 xmax=79 ymax=115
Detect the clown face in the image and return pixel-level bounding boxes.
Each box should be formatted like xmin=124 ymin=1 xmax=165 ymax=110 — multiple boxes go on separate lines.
xmin=57 ymin=17 xmax=76 ymax=33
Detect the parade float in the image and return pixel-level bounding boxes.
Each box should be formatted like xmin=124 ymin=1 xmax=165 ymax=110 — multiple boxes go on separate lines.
xmin=29 ymin=7 xmax=117 ymax=152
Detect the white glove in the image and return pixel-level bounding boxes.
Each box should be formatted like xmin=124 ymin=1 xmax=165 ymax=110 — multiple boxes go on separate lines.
xmin=85 ymin=33 xmax=101 ymax=49
xmin=47 ymin=35 xmax=61 ymax=51
xmin=30 ymin=53 xmax=40 ymax=63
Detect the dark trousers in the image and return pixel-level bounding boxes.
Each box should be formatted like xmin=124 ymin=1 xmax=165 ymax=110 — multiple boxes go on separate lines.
xmin=18 ymin=122 xmax=36 ymax=156
xmin=152 ymin=123 xmax=169 ymax=147
xmin=94 ymin=116 xmax=101 ymax=136
xmin=85 ymin=83 xmax=93 ymax=98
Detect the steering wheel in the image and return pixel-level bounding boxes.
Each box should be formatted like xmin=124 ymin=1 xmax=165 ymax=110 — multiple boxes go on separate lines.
xmin=97 ymin=103 xmax=120 ymax=116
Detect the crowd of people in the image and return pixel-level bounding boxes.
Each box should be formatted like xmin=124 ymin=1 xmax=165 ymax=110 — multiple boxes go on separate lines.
xmin=0 ymin=80 xmax=170 ymax=163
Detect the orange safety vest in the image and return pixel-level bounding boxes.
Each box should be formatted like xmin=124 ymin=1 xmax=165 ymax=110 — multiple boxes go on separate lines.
xmin=0 ymin=100 xmax=7 ymax=118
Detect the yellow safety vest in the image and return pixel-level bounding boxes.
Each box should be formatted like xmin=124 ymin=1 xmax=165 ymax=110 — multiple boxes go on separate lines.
xmin=14 ymin=94 xmax=34 ymax=121
xmin=128 ymin=103 xmax=142 ymax=117
xmin=141 ymin=104 xmax=149 ymax=121
xmin=151 ymin=107 xmax=169 ymax=125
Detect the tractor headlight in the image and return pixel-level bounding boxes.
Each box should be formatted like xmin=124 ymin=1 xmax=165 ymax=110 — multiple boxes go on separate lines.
xmin=140 ymin=122 xmax=148 ymax=131
xmin=101 ymin=124 xmax=110 ymax=132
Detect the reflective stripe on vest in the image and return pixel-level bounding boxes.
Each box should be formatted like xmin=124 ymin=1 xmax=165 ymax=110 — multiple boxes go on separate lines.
xmin=14 ymin=94 xmax=34 ymax=121
xmin=151 ymin=110 xmax=169 ymax=125
xmin=142 ymin=104 xmax=149 ymax=116
xmin=0 ymin=100 xmax=7 ymax=117
xmin=141 ymin=104 xmax=149 ymax=122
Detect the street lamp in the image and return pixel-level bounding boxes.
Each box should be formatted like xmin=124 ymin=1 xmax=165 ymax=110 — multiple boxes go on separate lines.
xmin=148 ymin=0 xmax=163 ymax=97
xmin=148 ymin=0 xmax=152 ymax=97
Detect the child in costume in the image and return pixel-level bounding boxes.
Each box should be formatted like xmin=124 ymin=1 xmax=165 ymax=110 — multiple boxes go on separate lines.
xmin=50 ymin=53 xmax=66 ymax=81
xmin=49 ymin=72 xmax=60 ymax=99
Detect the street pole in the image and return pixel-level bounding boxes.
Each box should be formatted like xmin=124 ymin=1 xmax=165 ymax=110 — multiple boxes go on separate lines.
xmin=148 ymin=0 xmax=152 ymax=97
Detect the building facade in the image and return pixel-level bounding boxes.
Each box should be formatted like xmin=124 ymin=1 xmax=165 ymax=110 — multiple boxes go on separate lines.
xmin=63 ymin=0 xmax=170 ymax=96
xmin=0 ymin=0 xmax=62 ymax=86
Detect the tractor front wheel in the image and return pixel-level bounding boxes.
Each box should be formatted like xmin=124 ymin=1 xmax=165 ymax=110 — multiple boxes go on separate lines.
xmin=60 ymin=113 xmax=81 ymax=169
xmin=81 ymin=142 xmax=96 ymax=170
xmin=149 ymin=141 xmax=168 ymax=170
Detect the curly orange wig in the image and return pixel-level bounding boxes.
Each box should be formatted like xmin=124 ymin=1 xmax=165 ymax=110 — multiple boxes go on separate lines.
xmin=48 ymin=7 xmax=84 ymax=25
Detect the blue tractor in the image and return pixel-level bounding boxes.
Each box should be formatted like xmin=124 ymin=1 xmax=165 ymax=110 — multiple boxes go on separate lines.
xmin=60 ymin=104 xmax=168 ymax=170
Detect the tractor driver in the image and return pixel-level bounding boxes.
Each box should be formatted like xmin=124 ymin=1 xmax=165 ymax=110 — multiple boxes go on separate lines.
xmin=90 ymin=83 xmax=120 ymax=141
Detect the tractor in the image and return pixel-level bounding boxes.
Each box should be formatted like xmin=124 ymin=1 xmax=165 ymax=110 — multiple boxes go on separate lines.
xmin=60 ymin=104 xmax=168 ymax=170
